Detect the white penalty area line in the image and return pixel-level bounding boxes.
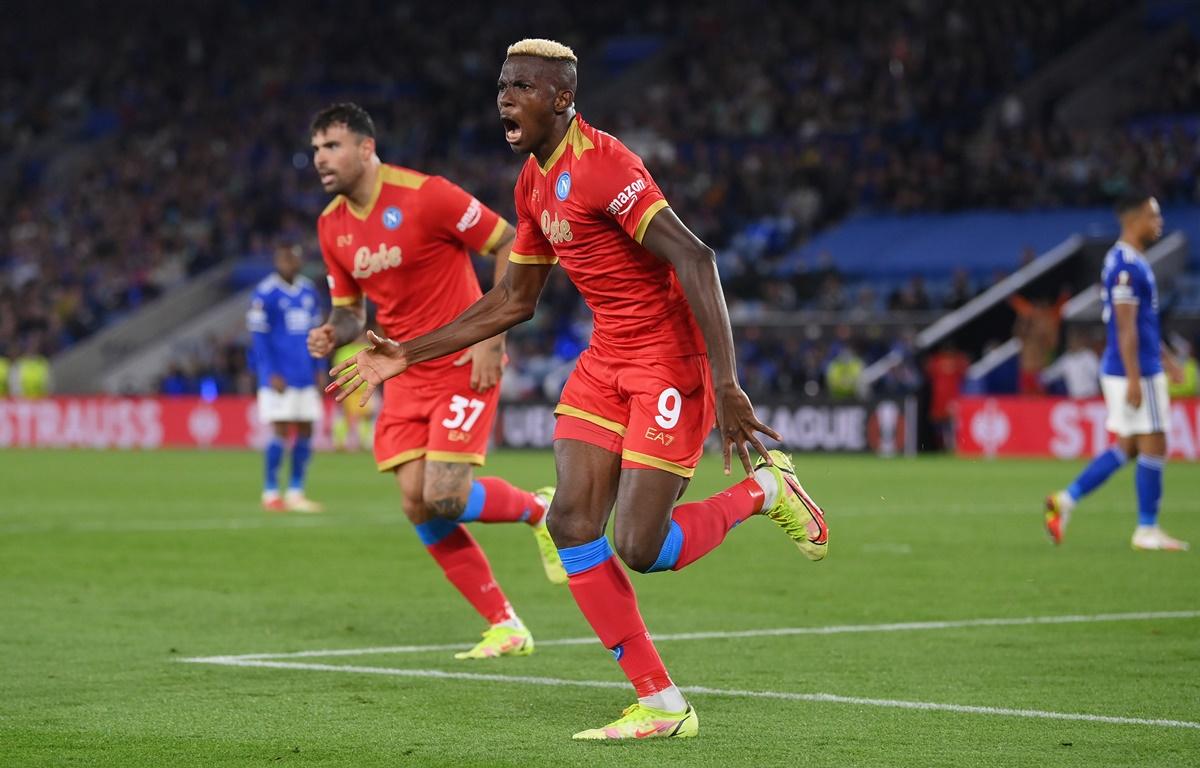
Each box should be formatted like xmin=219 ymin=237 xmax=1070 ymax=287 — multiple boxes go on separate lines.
xmin=178 ymin=657 xmax=1200 ymax=731
xmin=185 ymin=610 xmax=1200 ymax=663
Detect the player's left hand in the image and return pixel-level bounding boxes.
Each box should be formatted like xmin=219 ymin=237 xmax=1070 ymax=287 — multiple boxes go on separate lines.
xmin=454 ymin=337 xmax=506 ymax=393
xmin=714 ymin=384 xmax=782 ymax=476
xmin=326 ymin=330 xmax=408 ymax=406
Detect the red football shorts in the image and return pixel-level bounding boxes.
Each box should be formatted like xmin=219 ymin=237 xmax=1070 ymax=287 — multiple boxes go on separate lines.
xmin=554 ymin=350 xmax=715 ymax=478
xmin=374 ymin=361 xmax=499 ymax=471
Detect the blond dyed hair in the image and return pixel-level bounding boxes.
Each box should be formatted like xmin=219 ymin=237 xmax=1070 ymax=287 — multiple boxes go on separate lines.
xmin=506 ymin=38 xmax=577 ymax=63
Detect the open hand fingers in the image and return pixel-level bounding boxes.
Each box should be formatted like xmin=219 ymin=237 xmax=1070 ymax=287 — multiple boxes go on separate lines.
xmin=746 ymin=429 xmax=772 ymax=465
xmin=751 ymin=416 xmax=782 ymax=443
xmin=356 ymin=380 xmax=376 ymax=408
xmin=327 ymin=367 xmax=362 ymax=398
xmin=735 ymin=435 xmax=754 ymax=475
xmin=366 ymin=330 xmax=394 ymax=348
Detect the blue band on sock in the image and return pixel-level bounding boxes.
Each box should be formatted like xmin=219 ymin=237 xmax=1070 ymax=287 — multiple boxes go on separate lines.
xmin=646 ymin=520 xmax=683 ymax=573
xmin=264 ymin=438 xmax=285 ymax=492
xmin=558 ymin=536 xmax=614 ymax=576
xmin=414 ymin=518 xmax=459 ymax=546
xmin=458 ymin=481 xmax=486 ymax=523
xmin=1135 ymin=455 xmax=1165 ymax=527
xmin=289 ymin=435 xmax=312 ymax=491
xmin=1067 ymin=446 xmax=1127 ymax=502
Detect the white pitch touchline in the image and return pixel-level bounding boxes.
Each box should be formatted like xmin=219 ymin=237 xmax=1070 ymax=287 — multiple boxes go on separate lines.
xmin=177 ymin=658 xmax=1200 ymax=731
xmin=184 ymin=610 xmax=1200 ymax=663
xmin=0 ymin=514 xmax=405 ymax=534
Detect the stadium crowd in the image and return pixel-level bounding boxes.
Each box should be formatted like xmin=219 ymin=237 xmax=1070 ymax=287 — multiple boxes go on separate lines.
xmin=3 ymin=0 xmax=1197 ymax=400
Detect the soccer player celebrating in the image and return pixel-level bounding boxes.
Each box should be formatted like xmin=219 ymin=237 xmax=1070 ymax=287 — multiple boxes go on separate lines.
xmin=248 ymin=244 xmax=324 ymax=513
xmin=305 ymin=103 xmax=566 ymax=661
xmin=330 ymin=41 xmax=829 ymax=739
xmin=1045 ymin=193 xmax=1188 ymax=551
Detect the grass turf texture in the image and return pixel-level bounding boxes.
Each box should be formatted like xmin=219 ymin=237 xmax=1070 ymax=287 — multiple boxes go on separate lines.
xmin=1 ymin=449 xmax=1197 ymax=767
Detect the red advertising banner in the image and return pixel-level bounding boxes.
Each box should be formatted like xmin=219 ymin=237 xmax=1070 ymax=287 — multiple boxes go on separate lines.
xmin=1 ymin=395 xmax=920 ymax=456
xmin=0 ymin=397 xmax=338 ymax=450
xmin=954 ymin=396 xmax=1200 ymax=460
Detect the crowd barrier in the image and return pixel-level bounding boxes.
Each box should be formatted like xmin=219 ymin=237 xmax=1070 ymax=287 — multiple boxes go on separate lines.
xmin=0 ymin=396 xmax=918 ymax=457
xmin=955 ymin=396 xmax=1200 ymax=459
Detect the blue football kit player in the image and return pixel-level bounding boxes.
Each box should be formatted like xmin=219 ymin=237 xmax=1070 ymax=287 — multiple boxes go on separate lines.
xmin=1046 ymin=194 xmax=1187 ymax=551
xmin=248 ymin=245 xmax=325 ymax=513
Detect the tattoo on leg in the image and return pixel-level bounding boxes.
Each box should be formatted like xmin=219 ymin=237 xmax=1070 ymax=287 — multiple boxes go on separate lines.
xmin=425 ymin=462 xmax=472 ymax=519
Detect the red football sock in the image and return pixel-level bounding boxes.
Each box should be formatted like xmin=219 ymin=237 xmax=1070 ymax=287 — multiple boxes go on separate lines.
xmin=568 ymin=556 xmax=672 ymax=697
xmin=426 ymin=526 xmax=513 ymax=625
xmin=672 ymin=476 xmax=764 ymax=570
xmin=467 ymin=477 xmax=546 ymax=525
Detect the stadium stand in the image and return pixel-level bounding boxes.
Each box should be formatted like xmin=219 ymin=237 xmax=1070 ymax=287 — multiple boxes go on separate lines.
xmin=3 ymin=1 xmax=1198 ymax=414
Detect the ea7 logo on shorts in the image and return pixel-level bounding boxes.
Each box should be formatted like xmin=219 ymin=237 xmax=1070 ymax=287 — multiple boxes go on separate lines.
xmin=644 ymin=426 xmax=675 ymax=446
xmin=606 ymin=178 xmax=647 ymax=216
xmin=456 ymin=198 xmax=482 ymax=232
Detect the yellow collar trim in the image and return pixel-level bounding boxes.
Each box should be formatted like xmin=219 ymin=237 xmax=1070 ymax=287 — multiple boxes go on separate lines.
xmin=347 ymin=166 xmax=384 ymax=221
xmin=536 ymin=116 xmax=593 ymax=175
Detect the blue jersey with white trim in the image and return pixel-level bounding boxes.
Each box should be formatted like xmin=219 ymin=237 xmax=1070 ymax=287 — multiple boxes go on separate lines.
xmin=1100 ymin=242 xmax=1162 ymax=377
xmin=247 ymin=274 xmax=323 ymax=388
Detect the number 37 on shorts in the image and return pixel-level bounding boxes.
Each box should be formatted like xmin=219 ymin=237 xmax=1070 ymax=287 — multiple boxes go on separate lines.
xmin=441 ymin=394 xmax=489 ymax=444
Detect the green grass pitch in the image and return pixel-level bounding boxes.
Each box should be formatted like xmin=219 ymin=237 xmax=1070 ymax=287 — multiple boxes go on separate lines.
xmin=1 ymin=449 xmax=1198 ymax=767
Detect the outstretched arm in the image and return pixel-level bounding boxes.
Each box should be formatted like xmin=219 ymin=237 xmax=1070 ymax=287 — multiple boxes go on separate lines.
xmin=452 ymin=224 xmax=517 ymax=392
xmin=329 ymin=260 xmax=552 ymax=403
xmin=640 ymin=208 xmax=781 ymax=474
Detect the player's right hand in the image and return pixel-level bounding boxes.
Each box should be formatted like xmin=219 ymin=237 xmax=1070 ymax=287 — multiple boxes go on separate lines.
xmin=269 ymin=374 xmax=287 ymax=393
xmin=307 ymin=324 xmax=337 ymax=358
xmin=1126 ymin=378 xmax=1143 ymax=409
xmin=327 ymin=330 xmax=408 ymax=406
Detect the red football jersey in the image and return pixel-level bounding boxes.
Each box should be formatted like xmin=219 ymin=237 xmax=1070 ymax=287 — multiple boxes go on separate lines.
xmin=318 ymin=164 xmax=509 ymax=377
xmin=510 ymin=116 xmax=705 ymax=358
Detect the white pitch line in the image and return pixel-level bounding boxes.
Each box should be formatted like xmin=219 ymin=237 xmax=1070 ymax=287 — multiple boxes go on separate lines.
xmin=0 ymin=514 xmax=404 ymax=534
xmin=178 ymin=657 xmax=1200 ymax=731
xmin=185 ymin=610 xmax=1200 ymax=663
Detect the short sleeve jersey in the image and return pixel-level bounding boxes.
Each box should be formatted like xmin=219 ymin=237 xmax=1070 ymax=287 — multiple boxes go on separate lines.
xmin=1100 ymin=241 xmax=1162 ymax=377
xmin=318 ymin=165 xmax=509 ymax=375
xmin=509 ymin=116 xmax=705 ymax=358
xmin=246 ymin=273 xmax=323 ymax=388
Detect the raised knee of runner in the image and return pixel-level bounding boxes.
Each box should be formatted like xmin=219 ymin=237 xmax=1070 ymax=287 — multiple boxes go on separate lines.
xmin=424 ymin=494 xmax=466 ymax=519
xmin=421 ymin=461 xmax=473 ymax=520
xmin=613 ymin=531 xmax=663 ymax=573
xmin=400 ymin=493 xmax=431 ymax=525
xmin=546 ymin=504 xmax=603 ymax=550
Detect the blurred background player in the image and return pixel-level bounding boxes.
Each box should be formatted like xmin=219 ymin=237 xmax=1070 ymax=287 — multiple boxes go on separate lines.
xmin=305 ymin=103 xmax=565 ymax=661
xmin=1045 ymin=193 xmax=1187 ymax=551
xmin=247 ymin=244 xmax=325 ymax=513
xmin=330 ymin=335 xmax=376 ymax=451
xmin=331 ymin=39 xmax=828 ymax=740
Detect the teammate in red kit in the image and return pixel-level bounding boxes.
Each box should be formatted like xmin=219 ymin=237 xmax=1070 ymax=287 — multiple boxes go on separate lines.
xmin=330 ymin=42 xmax=829 ymax=739
xmin=305 ymin=103 xmax=566 ymax=661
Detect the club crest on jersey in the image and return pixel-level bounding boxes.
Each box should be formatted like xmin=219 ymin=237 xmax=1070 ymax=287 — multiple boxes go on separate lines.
xmin=555 ymin=171 xmax=572 ymax=201
xmin=353 ymin=243 xmax=403 ymax=278
xmin=381 ymin=206 xmax=403 ymax=230
xmin=540 ymin=210 xmax=573 ymax=244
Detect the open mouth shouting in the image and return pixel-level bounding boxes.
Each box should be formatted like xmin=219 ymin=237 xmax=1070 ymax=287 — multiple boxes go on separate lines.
xmin=501 ymin=115 xmax=523 ymax=146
